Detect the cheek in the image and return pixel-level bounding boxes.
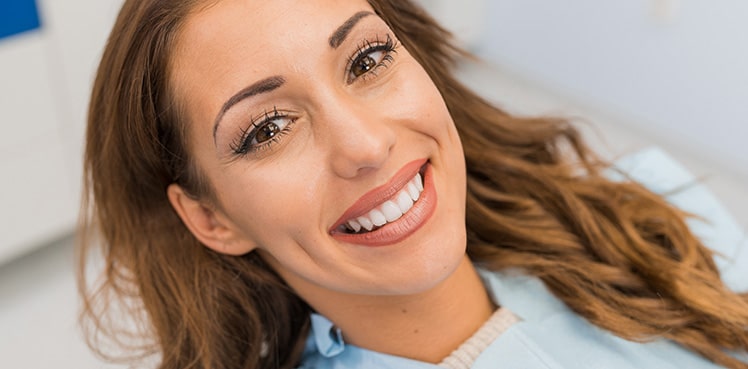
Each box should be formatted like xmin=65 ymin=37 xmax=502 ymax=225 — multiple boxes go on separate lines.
xmin=386 ymin=61 xmax=453 ymax=134
xmin=213 ymin=158 xmax=326 ymax=243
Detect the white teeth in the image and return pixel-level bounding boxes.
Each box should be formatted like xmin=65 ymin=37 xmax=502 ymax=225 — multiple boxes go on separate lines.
xmin=381 ymin=200 xmax=403 ymax=222
xmin=347 ymin=219 xmax=362 ymax=233
xmin=340 ymin=170 xmax=426 ymax=234
xmin=396 ymin=190 xmax=414 ymax=214
xmin=357 ymin=216 xmax=374 ymax=231
xmin=407 ymin=182 xmax=420 ymax=202
xmin=369 ymin=209 xmax=387 ymax=227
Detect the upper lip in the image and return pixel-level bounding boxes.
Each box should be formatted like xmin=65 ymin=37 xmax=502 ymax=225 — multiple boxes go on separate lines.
xmin=330 ymin=158 xmax=428 ymax=233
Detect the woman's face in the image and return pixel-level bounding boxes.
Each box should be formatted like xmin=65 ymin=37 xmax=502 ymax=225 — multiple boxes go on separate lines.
xmin=171 ymin=0 xmax=467 ymax=298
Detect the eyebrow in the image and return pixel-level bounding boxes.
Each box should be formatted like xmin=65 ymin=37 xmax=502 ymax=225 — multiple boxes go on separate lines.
xmin=329 ymin=11 xmax=374 ymax=48
xmin=212 ymin=76 xmax=285 ymax=142
xmin=212 ymin=11 xmax=374 ymax=143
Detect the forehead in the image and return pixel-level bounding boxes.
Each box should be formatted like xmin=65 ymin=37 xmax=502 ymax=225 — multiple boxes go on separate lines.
xmin=181 ymin=0 xmax=373 ymax=45
xmin=170 ymin=0 xmax=376 ymax=125
xmin=173 ymin=0 xmax=378 ymax=72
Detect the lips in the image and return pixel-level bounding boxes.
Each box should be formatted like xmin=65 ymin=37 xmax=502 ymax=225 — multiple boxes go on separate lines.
xmin=337 ymin=171 xmax=423 ymax=233
xmin=330 ymin=159 xmax=437 ymax=246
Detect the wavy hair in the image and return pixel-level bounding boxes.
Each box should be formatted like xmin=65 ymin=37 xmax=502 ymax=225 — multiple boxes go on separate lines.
xmin=79 ymin=0 xmax=748 ymax=368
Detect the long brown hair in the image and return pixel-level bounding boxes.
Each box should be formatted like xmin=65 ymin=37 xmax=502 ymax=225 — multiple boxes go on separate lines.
xmin=79 ymin=0 xmax=748 ymax=368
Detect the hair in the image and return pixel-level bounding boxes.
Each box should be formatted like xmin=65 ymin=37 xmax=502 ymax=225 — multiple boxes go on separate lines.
xmin=79 ymin=0 xmax=748 ymax=368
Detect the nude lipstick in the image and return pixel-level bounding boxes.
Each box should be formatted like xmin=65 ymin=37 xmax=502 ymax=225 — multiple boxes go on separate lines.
xmin=330 ymin=159 xmax=437 ymax=246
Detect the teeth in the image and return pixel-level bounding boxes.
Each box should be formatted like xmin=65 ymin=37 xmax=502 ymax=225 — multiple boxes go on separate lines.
xmin=340 ymin=170 xmax=425 ymax=234
xmin=347 ymin=219 xmax=362 ymax=233
xmin=396 ymin=190 xmax=414 ymax=214
xmin=381 ymin=201 xmax=403 ymax=222
xmin=406 ymin=182 xmax=420 ymax=202
xmin=369 ymin=209 xmax=387 ymax=226
xmin=357 ymin=216 xmax=374 ymax=231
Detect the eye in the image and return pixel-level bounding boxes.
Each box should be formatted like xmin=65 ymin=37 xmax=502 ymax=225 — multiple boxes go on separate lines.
xmin=347 ymin=34 xmax=398 ymax=83
xmin=230 ymin=108 xmax=295 ymax=156
xmin=350 ymin=50 xmax=386 ymax=78
xmin=254 ymin=119 xmax=286 ymax=144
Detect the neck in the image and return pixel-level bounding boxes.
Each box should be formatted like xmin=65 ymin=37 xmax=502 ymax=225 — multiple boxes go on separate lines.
xmin=308 ymin=256 xmax=494 ymax=363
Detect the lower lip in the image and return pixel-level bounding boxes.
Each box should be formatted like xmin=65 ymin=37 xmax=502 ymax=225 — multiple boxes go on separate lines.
xmin=331 ymin=164 xmax=437 ymax=247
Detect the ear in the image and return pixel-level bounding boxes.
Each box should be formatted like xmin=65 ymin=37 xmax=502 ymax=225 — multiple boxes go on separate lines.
xmin=167 ymin=184 xmax=256 ymax=255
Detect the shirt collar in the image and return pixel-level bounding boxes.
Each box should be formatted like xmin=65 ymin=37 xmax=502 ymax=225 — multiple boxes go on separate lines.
xmin=309 ymin=313 xmax=346 ymax=358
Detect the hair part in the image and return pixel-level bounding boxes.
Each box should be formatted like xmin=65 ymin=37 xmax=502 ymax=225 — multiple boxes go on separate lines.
xmin=80 ymin=0 xmax=748 ymax=368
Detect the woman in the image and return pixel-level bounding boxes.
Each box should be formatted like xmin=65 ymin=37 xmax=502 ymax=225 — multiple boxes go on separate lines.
xmin=79 ymin=0 xmax=748 ymax=368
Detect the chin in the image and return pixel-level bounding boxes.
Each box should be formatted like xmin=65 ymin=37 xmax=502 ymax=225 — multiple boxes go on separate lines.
xmin=380 ymin=228 xmax=467 ymax=296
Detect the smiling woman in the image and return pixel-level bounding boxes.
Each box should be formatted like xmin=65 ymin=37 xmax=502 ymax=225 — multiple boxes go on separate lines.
xmin=79 ymin=1 xmax=748 ymax=369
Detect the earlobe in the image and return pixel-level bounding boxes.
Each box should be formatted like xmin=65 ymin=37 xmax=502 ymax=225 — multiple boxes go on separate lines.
xmin=166 ymin=184 xmax=256 ymax=255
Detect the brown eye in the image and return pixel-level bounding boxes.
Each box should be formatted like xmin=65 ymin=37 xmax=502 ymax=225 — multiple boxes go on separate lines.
xmin=231 ymin=114 xmax=294 ymax=156
xmin=349 ymin=49 xmax=387 ymax=80
xmin=255 ymin=122 xmax=280 ymax=143
xmin=351 ymin=54 xmax=378 ymax=78
xmin=346 ymin=35 xmax=399 ymax=83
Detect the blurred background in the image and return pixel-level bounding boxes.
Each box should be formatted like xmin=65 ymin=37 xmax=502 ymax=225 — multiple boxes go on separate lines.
xmin=1 ymin=0 xmax=746 ymax=367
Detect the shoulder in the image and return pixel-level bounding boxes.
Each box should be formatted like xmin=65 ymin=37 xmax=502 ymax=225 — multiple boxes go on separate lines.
xmin=607 ymin=147 xmax=748 ymax=292
xmin=478 ymin=268 xmax=735 ymax=369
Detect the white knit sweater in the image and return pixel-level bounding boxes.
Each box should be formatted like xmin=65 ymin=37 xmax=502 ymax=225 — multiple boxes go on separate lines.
xmin=438 ymin=308 xmax=521 ymax=369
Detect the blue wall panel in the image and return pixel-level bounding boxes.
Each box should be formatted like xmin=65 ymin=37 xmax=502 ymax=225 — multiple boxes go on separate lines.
xmin=0 ymin=0 xmax=41 ymax=40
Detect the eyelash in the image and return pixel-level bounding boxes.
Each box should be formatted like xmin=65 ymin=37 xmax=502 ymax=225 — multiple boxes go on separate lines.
xmin=230 ymin=106 xmax=296 ymax=156
xmin=231 ymin=34 xmax=400 ymax=157
xmin=346 ymin=34 xmax=400 ymax=83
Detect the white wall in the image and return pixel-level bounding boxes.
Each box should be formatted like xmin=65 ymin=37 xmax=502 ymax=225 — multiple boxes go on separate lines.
xmin=0 ymin=237 xmax=128 ymax=369
xmin=473 ymin=0 xmax=748 ymax=182
xmin=0 ymin=0 xmax=123 ymax=263
xmin=0 ymin=6 xmax=126 ymax=368
xmin=414 ymin=0 xmax=488 ymax=48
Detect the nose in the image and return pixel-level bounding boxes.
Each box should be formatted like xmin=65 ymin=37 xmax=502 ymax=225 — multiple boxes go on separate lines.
xmin=321 ymin=97 xmax=397 ymax=179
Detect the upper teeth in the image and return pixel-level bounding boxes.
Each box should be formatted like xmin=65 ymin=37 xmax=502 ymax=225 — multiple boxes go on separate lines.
xmin=345 ymin=172 xmax=424 ymax=233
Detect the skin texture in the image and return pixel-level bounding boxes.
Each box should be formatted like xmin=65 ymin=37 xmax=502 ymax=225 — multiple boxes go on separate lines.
xmin=166 ymin=0 xmax=494 ymax=362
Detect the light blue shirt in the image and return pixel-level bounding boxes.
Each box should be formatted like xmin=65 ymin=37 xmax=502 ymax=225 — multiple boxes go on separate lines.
xmin=298 ymin=148 xmax=748 ymax=368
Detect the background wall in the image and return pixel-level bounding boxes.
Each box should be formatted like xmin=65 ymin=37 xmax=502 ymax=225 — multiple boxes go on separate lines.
xmin=1 ymin=2 xmax=127 ymax=368
xmin=472 ymin=0 xmax=748 ymax=182
xmin=0 ymin=0 xmax=123 ymax=263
